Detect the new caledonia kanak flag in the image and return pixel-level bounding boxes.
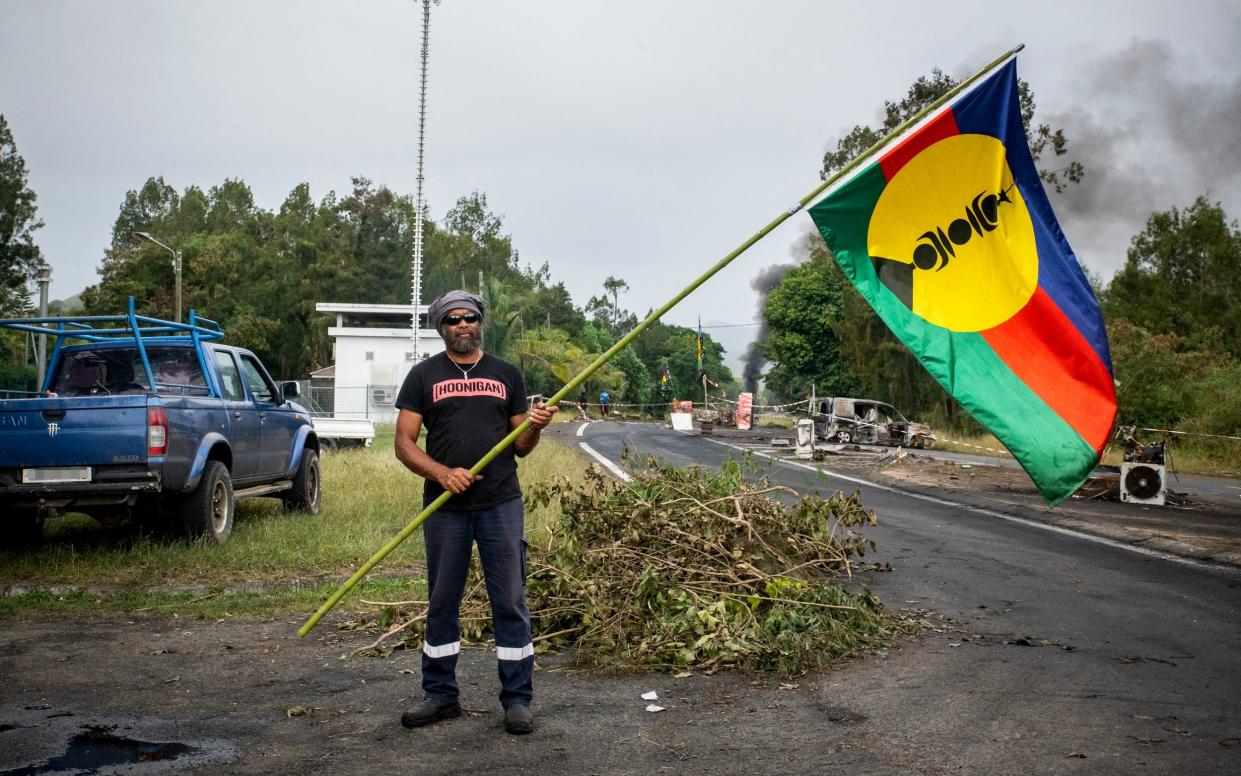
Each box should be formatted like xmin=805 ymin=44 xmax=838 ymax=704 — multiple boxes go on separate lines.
xmin=807 ymin=59 xmax=1116 ymax=505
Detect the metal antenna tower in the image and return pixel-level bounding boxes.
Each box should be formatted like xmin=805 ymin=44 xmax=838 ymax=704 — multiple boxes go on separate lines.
xmin=410 ymin=0 xmax=439 ymax=356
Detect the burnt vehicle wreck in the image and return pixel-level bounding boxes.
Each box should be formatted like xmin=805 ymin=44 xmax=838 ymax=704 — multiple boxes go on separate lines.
xmin=809 ymin=397 xmax=936 ymax=449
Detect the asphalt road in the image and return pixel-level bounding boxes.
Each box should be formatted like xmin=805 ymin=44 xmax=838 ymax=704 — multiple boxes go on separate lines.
xmin=576 ymin=420 xmax=1241 ymax=773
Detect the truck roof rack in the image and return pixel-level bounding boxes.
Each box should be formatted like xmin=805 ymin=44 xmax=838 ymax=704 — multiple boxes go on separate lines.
xmin=0 ymin=297 xmax=225 ymax=395
xmin=0 ymin=299 xmax=223 ymax=342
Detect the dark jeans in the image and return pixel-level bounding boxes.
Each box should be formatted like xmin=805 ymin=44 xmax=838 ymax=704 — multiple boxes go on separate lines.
xmin=420 ymin=497 xmax=533 ymax=707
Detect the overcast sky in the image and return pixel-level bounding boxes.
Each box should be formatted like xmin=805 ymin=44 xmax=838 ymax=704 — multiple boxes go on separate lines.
xmin=3 ymin=0 xmax=1238 ymax=372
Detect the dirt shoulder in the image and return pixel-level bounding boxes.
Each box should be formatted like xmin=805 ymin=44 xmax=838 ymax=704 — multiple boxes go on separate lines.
xmin=3 ymin=613 xmax=1237 ymax=776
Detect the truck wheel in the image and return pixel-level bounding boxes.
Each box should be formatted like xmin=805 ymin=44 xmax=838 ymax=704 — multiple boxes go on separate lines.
xmin=180 ymin=460 xmax=234 ymax=543
xmin=283 ymin=449 xmax=322 ymax=515
xmin=834 ymin=430 xmax=852 ymax=444
xmin=4 ymin=510 xmax=45 ymax=547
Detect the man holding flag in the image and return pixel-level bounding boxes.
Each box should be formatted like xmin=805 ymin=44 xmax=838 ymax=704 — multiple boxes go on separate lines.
xmin=393 ymin=290 xmax=557 ymax=735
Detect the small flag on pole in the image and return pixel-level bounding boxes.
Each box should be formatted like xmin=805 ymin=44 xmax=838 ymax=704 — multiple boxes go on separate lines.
xmin=696 ymin=317 xmax=704 ymax=374
xmin=806 ymin=58 xmax=1115 ymax=505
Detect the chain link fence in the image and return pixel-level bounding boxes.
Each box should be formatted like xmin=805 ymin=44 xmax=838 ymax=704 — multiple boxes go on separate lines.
xmin=297 ymin=381 xmax=400 ymax=422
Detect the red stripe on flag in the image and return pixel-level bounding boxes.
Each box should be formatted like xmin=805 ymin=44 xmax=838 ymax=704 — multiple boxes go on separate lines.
xmin=981 ymin=287 xmax=1116 ymax=454
xmin=879 ymin=111 xmax=960 ymax=180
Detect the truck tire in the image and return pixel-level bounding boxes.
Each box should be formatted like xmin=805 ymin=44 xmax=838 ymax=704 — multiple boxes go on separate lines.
xmin=833 ymin=429 xmax=852 ymax=444
xmin=4 ymin=510 xmax=45 ymax=547
xmin=179 ymin=460 xmax=234 ymax=543
xmin=283 ymin=449 xmax=322 ymax=515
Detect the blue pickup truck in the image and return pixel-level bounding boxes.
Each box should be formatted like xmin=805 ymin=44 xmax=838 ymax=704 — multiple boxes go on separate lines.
xmin=0 ymin=301 xmax=321 ymax=544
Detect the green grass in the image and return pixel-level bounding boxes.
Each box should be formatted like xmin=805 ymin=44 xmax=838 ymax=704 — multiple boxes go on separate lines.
xmin=755 ymin=413 xmax=795 ymax=429
xmin=929 ymin=431 xmax=1013 ymax=458
xmin=0 ymin=430 xmax=589 ymax=618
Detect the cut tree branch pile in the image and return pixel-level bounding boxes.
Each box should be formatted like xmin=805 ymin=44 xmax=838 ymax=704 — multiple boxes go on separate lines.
xmin=347 ymin=455 xmax=908 ymax=674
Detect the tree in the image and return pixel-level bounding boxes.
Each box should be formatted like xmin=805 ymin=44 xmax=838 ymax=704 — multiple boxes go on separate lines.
xmin=1105 ymin=319 xmax=1203 ymax=429
xmin=426 ymin=191 xmax=520 ymax=298
xmin=585 ymin=276 xmax=636 ymax=337
xmin=514 ymin=325 xmax=625 ymax=401
xmin=602 ymin=276 xmax=629 ymax=332
xmin=479 ymin=274 xmax=524 ymax=361
xmin=1104 ymin=197 xmax=1241 ymax=357
xmin=83 ymin=177 xmax=185 ymax=319
xmin=519 ymin=268 xmax=585 ymax=333
xmin=334 ymin=177 xmax=417 ymax=305
xmin=0 ymin=115 xmax=44 ymax=315
xmin=759 ymin=245 xmax=859 ymax=403
xmin=662 ymin=327 xmax=734 ymax=403
xmin=821 ymin=68 xmax=1083 ymax=192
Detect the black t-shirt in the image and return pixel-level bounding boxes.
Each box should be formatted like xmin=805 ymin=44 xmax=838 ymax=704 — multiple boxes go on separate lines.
xmin=395 ymin=352 xmax=528 ymax=510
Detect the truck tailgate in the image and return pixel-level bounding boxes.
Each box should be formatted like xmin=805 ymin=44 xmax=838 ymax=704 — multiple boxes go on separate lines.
xmin=0 ymin=396 xmax=152 ymax=468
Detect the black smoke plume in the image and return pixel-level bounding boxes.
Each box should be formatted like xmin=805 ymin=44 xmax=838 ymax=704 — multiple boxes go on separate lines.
xmin=1048 ymin=38 xmax=1241 ymax=275
xmin=742 ymin=262 xmax=796 ymax=394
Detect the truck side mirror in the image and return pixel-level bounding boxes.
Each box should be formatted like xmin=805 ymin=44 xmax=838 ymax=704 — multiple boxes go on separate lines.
xmin=281 ymin=381 xmax=301 ymax=400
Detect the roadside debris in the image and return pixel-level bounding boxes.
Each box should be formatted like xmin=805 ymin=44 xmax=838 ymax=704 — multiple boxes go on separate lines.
xmin=348 ymin=458 xmax=913 ymax=673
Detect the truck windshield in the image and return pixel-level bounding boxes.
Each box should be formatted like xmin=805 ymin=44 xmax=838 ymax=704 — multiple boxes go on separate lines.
xmin=50 ymin=347 xmax=210 ymax=397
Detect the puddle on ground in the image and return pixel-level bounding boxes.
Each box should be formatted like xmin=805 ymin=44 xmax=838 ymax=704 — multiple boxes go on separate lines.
xmin=0 ymin=729 xmax=197 ymax=776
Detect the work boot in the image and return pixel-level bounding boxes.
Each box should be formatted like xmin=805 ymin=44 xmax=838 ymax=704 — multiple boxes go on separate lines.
xmin=400 ymin=698 xmax=462 ymax=728
xmin=503 ymin=704 xmax=534 ymax=735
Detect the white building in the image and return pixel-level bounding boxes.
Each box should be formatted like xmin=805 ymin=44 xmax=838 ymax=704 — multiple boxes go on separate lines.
xmin=315 ymin=302 xmax=445 ymax=422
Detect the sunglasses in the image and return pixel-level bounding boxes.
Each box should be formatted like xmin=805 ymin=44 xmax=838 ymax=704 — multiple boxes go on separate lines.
xmin=443 ymin=312 xmax=481 ymax=325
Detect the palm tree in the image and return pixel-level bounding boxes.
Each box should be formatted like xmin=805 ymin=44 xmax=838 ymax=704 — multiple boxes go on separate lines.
xmin=514 ymin=326 xmax=626 ymax=397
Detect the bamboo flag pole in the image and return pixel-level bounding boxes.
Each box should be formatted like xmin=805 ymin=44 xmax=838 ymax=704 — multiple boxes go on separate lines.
xmin=298 ymin=43 xmax=1025 ymax=637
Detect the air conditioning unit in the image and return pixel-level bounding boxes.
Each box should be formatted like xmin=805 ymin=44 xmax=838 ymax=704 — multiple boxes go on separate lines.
xmin=1120 ymin=462 xmax=1166 ymax=506
xmin=371 ymin=386 xmax=395 ymax=406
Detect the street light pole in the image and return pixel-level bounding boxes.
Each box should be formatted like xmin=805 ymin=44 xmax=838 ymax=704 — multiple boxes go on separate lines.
xmin=133 ymin=231 xmax=182 ymax=322
xmin=35 ymin=263 xmax=51 ymax=390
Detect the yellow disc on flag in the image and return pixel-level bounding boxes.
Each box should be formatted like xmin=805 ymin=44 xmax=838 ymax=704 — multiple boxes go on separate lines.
xmin=867 ymin=134 xmax=1038 ymax=332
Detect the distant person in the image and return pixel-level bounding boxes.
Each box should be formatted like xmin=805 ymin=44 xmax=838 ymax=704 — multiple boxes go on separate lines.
xmin=599 ymin=389 xmax=611 ymax=418
xmin=578 ymin=388 xmax=590 ymax=420
xmin=394 ymin=289 xmax=557 ymax=735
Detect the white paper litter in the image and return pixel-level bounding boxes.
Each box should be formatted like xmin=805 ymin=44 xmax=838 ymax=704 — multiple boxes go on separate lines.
xmin=645 ymin=704 xmax=666 ymax=713
xmin=641 ymin=691 xmax=659 ymax=701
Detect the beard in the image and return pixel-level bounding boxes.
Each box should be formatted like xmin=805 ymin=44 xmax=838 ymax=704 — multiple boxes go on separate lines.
xmin=445 ymin=329 xmax=481 ymax=355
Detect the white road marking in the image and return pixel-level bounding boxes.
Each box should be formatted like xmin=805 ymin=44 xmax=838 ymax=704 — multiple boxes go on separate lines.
xmin=579 ymin=441 xmax=632 ymax=482
xmin=576 ymin=421 xmax=590 ymax=437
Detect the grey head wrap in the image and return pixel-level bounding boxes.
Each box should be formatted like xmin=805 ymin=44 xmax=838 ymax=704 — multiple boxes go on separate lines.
xmin=427 ymin=289 xmax=486 ymax=328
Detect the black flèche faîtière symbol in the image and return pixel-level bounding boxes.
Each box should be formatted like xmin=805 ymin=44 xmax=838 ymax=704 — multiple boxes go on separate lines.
xmin=911 ymin=184 xmax=1015 ymax=271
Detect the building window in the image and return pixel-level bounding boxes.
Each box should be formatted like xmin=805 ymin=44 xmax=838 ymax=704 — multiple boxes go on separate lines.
xmin=364 ymin=351 xmax=374 ymax=362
